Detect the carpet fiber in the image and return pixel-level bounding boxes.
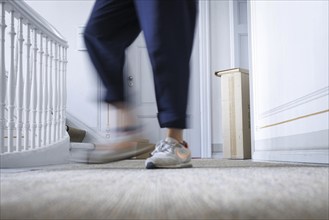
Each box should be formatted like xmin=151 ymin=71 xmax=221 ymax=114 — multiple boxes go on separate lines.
xmin=1 ymin=159 xmax=328 ymax=219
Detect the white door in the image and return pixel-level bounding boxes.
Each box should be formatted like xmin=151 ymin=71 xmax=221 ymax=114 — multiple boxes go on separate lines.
xmin=124 ymin=33 xmax=201 ymax=157
xmin=248 ymin=0 xmax=329 ymax=163
xmin=124 ymin=34 xmax=161 ymax=144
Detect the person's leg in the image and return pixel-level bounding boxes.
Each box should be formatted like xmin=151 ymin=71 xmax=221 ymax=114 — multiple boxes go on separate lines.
xmin=133 ymin=0 xmax=197 ymax=168
xmin=134 ymin=0 xmax=197 ymax=131
xmin=70 ymin=0 xmax=154 ymax=164
xmin=84 ymin=0 xmax=141 ymax=130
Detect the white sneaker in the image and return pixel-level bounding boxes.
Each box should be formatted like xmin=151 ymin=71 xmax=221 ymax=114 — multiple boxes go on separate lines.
xmin=145 ymin=137 xmax=192 ymax=169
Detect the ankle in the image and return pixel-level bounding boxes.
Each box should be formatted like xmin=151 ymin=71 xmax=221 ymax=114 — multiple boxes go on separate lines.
xmin=166 ymin=128 xmax=183 ymax=143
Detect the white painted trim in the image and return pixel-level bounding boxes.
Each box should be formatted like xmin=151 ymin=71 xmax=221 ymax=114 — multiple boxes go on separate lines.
xmin=247 ymin=0 xmax=257 ymax=155
xmin=255 ymin=129 xmax=328 ymax=150
xmin=252 ymin=129 xmax=329 ymax=164
xmin=212 ymin=152 xmax=223 ymax=159
xmin=0 ymin=135 xmax=70 ymax=168
xmin=198 ymin=0 xmax=212 ymax=158
xmin=253 ymin=150 xmax=329 ymax=164
xmin=260 ymin=87 xmax=329 ymax=119
xmin=229 ymin=0 xmax=235 ymax=68
xmin=66 ymin=111 xmax=108 ymax=144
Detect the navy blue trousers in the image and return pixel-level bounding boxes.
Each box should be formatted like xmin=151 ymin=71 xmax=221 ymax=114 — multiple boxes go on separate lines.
xmin=84 ymin=0 xmax=197 ymax=129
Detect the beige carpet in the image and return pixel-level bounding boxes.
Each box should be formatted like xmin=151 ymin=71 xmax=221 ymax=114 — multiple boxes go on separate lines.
xmin=1 ymin=159 xmax=328 ymax=220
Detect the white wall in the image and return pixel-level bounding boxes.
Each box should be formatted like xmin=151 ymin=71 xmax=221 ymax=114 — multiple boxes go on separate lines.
xmin=249 ymin=0 xmax=329 ymax=163
xmin=209 ymin=0 xmax=231 ymax=153
xmin=25 ymin=0 xmax=99 ymax=130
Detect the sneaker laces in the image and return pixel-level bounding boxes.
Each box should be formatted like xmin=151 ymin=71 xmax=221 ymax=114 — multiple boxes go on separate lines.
xmin=151 ymin=140 xmax=176 ymax=155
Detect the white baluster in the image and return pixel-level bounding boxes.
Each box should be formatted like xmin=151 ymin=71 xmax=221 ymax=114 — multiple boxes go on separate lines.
xmin=16 ymin=17 xmax=24 ymax=150
xmin=43 ymin=37 xmax=48 ymax=145
xmin=0 ymin=2 xmax=7 ymax=152
xmin=48 ymin=41 xmax=53 ymax=144
xmin=31 ymin=29 xmax=38 ymax=149
xmin=37 ymin=33 xmax=43 ymax=147
xmin=62 ymin=47 xmax=68 ymax=137
xmin=58 ymin=46 xmax=63 ymax=139
xmin=53 ymin=43 xmax=58 ymax=142
xmin=24 ymin=23 xmax=32 ymax=150
xmin=7 ymin=11 xmax=16 ymax=152
xmin=57 ymin=45 xmax=62 ymax=139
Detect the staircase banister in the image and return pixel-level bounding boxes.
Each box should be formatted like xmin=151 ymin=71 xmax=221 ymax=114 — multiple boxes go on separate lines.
xmin=1 ymin=0 xmax=68 ymax=48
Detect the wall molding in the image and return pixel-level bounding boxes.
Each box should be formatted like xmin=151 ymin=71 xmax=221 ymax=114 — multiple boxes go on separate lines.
xmin=259 ymin=109 xmax=329 ymax=129
xmin=261 ymin=87 xmax=329 ymax=119
xmin=257 ymin=87 xmax=329 ymax=129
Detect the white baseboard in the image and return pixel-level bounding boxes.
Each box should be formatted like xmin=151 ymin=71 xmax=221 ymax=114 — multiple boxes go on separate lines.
xmin=252 ymin=149 xmax=329 ymax=164
xmin=0 ymin=136 xmax=70 ymax=168
xmin=212 ymin=152 xmax=223 ymax=159
xmin=252 ymin=129 xmax=329 ymax=164
xmin=212 ymin=143 xmax=223 ymax=159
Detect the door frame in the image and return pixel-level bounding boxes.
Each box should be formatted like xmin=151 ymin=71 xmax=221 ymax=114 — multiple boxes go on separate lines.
xmin=198 ymin=0 xmax=212 ymax=158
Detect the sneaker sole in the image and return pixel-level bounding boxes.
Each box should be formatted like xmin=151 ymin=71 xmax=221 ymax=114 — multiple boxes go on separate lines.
xmin=146 ymin=161 xmax=193 ymax=169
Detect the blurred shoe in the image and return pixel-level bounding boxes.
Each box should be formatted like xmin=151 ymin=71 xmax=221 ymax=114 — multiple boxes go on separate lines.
xmin=70 ymin=125 xmax=154 ymax=164
xmin=70 ymin=140 xmax=154 ymax=164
